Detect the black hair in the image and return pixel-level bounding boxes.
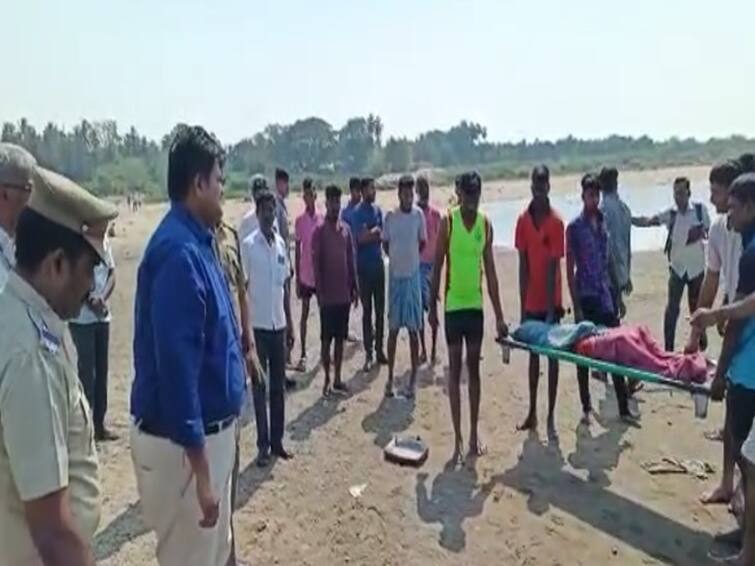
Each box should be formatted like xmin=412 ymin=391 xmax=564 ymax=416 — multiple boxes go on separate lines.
xmin=598 ymin=166 xmax=619 ymax=192
xmin=349 ymin=177 xmax=361 ymax=192
xmin=398 ymin=175 xmax=415 ymax=189
xmin=254 ymin=189 xmax=276 ymax=209
xmin=416 ymin=175 xmax=429 ymax=193
xmin=581 ymin=173 xmax=600 ymax=194
xmin=729 ymin=173 xmax=755 ymax=205
xmin=459 ymin=171 xmax=482 ymax=193
xmin=531 ymin=164 xmax=550 ymax=184
xmin=709 ymin=160 xmax=743 ymax=188
xmin=674 ymin=176 xmax=691 ymax=191
xmin=360 ymin=177 xmax=375 ymax=192
xmin=738 ymin=153 xmax=755 ymax=173
xmin=167 ymin=125 xmax=225 ymax=202
xmin=302 ymin=177 xmax=315 ymax=192
xmin=454 ymin=175 xmax=462 ymax=190
xmin=15 ymin=209 xmax=97 ymax=272
xmin=275 ymin=168 xmax=289 ymax=182
xmin=325 ymin=184 xmax=342 ymax=200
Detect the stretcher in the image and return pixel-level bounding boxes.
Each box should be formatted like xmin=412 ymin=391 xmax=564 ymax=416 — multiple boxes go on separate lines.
xmin=498 ymin=337 xmax=712 ymax=417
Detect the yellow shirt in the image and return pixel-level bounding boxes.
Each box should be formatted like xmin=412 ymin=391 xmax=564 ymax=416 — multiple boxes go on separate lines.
xmin=0 ymin=271 xmax=100 ymax=565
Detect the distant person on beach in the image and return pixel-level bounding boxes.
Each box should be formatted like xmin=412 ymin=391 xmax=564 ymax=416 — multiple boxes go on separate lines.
xmin=515 ymin=165 xmax=565 ymax=438
xmin=383 ymin=175 xmax=427 ymax=398
xmin=598 ymin=166 xmax=633 ymax=320
xmin=429 ymin=171 xmax=509 ymax=464
xmin=313 ymin=185 xmax=359 ymax=396
xmin=681 ymin=161 xmax=742 ymax=509
xmin=238 ymin=174 xmax=279 ymax=243
xmin=704 ymin=173 xmax=755 ymax=565
xmin=293 ymin=178 xmax=322 ymax=372
xmin=566 ymin=173 xmax=634 ymax=425
xmin=632 ymin=176 xmax=711 ymax=352
xmin=416 ymin=175 xmax=442 ymax=364
xmin=131 ymin=125 xmax=243 ymax=565
xmin=353 ymin=177 xmax=388 ymax=371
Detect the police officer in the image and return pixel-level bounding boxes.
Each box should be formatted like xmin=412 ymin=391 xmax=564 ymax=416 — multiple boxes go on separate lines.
xmin=0 ymin=166 xmax=117 ymax=565
xmin=0 ymin=142 xmax=37 ymax=291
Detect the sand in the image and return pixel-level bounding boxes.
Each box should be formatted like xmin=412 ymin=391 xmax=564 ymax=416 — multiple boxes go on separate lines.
xmin=93 ymin=164 xmax=732 ymax=565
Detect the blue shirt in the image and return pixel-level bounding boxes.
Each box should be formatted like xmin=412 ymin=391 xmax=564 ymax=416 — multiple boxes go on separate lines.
xmin=341 ymin=201 xmax=360 ymax=236
xmin=728 ymin=221 xmax=755 ymax=390
xmin=567 ymin=211 xmax=615 ymax=315
xmin=131 ymin=204 xmax=245 ymax=448
xmin=352 ymin=202 xmax=384 ymax=272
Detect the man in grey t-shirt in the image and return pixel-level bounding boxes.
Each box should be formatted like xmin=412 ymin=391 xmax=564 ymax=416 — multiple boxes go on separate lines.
xmin=383 ymin=175 xmax=427 ymax=398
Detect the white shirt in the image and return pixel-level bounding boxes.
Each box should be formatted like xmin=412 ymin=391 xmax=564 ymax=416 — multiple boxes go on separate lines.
xmin=72 ymin=238 xmax=115 ymax=324
xmin=659 ymin=203 xmax=711 ymax=279
xmin=707 ymin=214 xmax=742 ymax=300
xmin=238 ymin=207 xmax=279 ymax=245
xmin=0 ymin=225 xmax=15 ymax=293
xmin=241 ymin=229 xmax=289 ymax=331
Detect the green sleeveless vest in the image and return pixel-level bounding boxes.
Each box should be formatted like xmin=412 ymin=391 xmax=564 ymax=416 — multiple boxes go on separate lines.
xmin=446 ymin=207 xmax=486 ymax=312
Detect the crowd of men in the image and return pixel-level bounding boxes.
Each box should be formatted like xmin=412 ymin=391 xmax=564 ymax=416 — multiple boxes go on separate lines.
xmin=1 ymin=126 xmax=755 ymax=565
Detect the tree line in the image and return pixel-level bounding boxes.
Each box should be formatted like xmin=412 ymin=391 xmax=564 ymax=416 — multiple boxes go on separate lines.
xmin=2 ymin=116 xmax=753 ymax=199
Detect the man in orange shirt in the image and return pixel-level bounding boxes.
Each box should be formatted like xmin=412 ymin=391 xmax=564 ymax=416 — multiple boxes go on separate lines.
xmin=515 ymin=165 xmax=566 ymax=439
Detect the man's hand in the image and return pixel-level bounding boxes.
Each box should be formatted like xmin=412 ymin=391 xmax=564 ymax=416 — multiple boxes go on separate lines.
xmin=428 ymin=304 xmax=439 ymax=331
xmin=286 ymin=327 xmax=295 ymax=351
xmin=683 ymin=329 xmax=701 ymax=354
xmin=717 ymin=318 xmax=727 ymax=337
xmin=710 ymin=374 xmax=727 ymax=402
xmin=196 ymin=476 xmax=219 ymax=528
xmin=624 ymin=279 xmax=633 ymax=297
xmin=690 ymin=308 xmax=718 ymax=330
xmin=618 ymin=297 xmax=627 ymax=320
xmin=496 ymin=317 xmax=509 ymax=340
xmin=245 ymin=347 xmax=261 ymax=387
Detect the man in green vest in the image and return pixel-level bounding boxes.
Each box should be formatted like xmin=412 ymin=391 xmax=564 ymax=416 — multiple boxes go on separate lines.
xmin=429 ymin=171 xmax=509 ymax=465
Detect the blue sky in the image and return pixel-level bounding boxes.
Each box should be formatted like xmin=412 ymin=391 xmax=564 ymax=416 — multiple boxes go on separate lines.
xmin=4 ymin=0 xmax=755 ymax=144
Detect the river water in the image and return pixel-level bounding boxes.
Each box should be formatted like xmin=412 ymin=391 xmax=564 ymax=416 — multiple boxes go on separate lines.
xmin=484 ymin=180 xmax=713 ymax=251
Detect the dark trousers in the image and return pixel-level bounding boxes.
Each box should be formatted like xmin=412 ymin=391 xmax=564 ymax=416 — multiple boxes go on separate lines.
xmin=358 ymin=265 xmax=385 ymax=358
xmin=252 ymin=328 xmax=286 ymax=455
xmin=69 ymin=322 xmax=110 ymax=431
xmin=664 ymin=269 xmax=704 ymax=352
xmin=576 ymin=297 xmax=630 ymax=417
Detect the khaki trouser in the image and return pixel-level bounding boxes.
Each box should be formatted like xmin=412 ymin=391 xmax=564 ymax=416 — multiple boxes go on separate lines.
xmin=130 ymin=422 xmax=235 ymax=566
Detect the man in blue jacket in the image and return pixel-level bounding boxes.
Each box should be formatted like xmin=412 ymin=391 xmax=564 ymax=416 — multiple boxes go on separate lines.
xmin=130 ymin=125 xmax=245 ymax=566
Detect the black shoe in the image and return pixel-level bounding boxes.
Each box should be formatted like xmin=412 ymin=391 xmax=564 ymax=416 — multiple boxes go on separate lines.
xmin=255 ymin=452 xmax=271 ymax=467
xmin=271 ymin=447 xmax=293 ymax=460
xmin=362 ymin=356 xmax=374 ymax=372
xmin=376 ymin=352 xmax=389 ymax=365
xmin=95 ymin=428 xmax=119 ymax=442
xmin=285 ymin=377 xmax=297 ymax=391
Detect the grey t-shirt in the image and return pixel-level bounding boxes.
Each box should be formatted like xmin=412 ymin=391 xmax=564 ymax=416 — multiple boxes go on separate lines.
xmin=383 ymin=206 xmax=427 ymax=278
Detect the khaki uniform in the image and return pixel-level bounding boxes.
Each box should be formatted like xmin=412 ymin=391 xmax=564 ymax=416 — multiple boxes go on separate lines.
xmin=214 ymin=221 xmax=246 ymax=320
xmin=0 ymin=272 xmax=100 ymax=565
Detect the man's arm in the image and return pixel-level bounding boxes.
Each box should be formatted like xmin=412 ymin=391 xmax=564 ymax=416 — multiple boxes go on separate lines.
xmin=346 ymin=229 xmax=359 ymax=302
xmin=24 ymin=490 xmax=95 ymax=566
xmin=482 ymin=221 xmax=506 ymax=334
xmin=428 ymin=216 xmax=450 ymax=327
xmin=565 ymin=228 xmax=580 ymax=320
xmin=685 ymin=269 xmax=720 ymax=350
xmin=294 ymin=239 xmax=302 ymax=287
xmin=518 ymin=252 xmax=528 ymax=322
xmin=631 ymin=212 xmax=662 ymax=228
xmin=710 ymin=317 xmax=745 ymax=400
xmin=545 ymin=259 xmax=558 ymax=321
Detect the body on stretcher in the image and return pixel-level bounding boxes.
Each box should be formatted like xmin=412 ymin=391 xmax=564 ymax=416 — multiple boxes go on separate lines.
xmin=496 ymin=336 xmax=713 ymax=419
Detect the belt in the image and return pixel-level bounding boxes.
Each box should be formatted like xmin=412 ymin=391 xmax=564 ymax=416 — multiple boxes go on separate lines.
xmin=136 ymin=414 xmax=236 ymax=438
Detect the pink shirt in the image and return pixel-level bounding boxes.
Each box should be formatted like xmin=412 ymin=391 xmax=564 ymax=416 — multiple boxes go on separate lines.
xmin=295 ymin=210 xmax=322 ymax=288
xmin=420 ymin=204 xmax=442 ymax=264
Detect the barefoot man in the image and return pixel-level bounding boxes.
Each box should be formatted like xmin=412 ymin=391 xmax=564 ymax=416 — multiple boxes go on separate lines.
xmin=516 ymin=165 xmax=565 ymax=438
xmin=429 ymin=171 xmax=509 ymax=463
xmin=312 ymin=185 xmax=359 ymax=396
xmin=416 ymin=175 xmax=442 ymax=364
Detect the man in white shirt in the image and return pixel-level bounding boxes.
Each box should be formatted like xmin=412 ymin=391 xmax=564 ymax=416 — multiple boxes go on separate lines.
xmin=0 ymin=143 xmax=36 ymax=291
xmin=633 ymin=176 xmax=711 ymax=351
xmin=240 ymin=190 xmax=294 ymax=467
xmin=238 ymin=174 xmax=278 ymax=243
xmin=69 ymin=236 xmax=118 ymax=441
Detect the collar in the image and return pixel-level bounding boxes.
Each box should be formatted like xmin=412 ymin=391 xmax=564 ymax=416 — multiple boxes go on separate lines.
xmin=578 ymin=209 xmax=604 ymax=225
xmin=275 ymin=193 xmax=287 ymax=210
xmin=171 ymin=203 xmax=213 ymax=245
xmin=0 ymin=225 xmax=14 ymax=267
xmin=6 ymin=270 xmax=66 ymax=339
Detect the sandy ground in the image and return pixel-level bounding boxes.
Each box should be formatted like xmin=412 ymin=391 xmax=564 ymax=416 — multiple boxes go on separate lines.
xmin=93 ymin=164 xmax=734 ymax=565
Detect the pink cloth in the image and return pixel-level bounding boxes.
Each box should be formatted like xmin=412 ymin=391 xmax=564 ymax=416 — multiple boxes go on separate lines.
xmin=574 ymin=325 xmax=708 ymax=383
xmin=420 ymin=205 xmax=441 ymax=263
xmin=294 ymin=211 xmax=322 ymax=288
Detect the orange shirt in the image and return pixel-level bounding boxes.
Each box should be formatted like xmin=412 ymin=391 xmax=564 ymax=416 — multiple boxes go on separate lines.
xmin=515 ymin=206 xmax=565 ymax=314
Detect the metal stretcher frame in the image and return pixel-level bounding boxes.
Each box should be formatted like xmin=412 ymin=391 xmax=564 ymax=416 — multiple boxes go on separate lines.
xmin=500 ymin=338 xmax=711 ymax=397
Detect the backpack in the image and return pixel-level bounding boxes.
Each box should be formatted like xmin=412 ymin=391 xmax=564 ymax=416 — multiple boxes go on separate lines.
xmin=664 ymin=203 xmax=704 ymax=259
